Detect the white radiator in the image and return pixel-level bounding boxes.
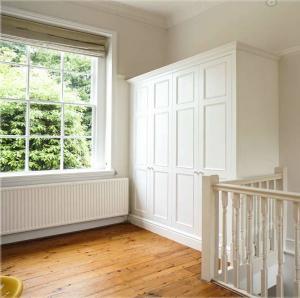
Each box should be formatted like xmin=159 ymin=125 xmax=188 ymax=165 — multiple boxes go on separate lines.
xmin=1 ymin=178 xmax=129 ymax=235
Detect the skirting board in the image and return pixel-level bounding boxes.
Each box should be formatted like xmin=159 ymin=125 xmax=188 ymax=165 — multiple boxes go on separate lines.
xmin=128 ymin=214 xmax=202 ymax=251
xmin=1 ymin=216 xmax=127 ymax=245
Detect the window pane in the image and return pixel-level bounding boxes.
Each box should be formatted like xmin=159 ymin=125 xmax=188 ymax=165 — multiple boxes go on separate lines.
xmin=0 ymin=138 xmax=25 ymax=172
xmin=64 ymin=105 xmax=92 ymax=136
xmin=29 ymin=68 xmax=61 ymax=101
xmin=0 ymin=100 xmax=26 ymax=135
xmin=64 ymin=138 xmax=91 ymax=169
xmin=63 ymin=72 xmax=91 ymax=102
xmin=30 ymin=46 xmax=61 ymax=70
xmin=0 ymin=63 xmax=27 ymax=99
xmin=29 ymin=138 xmax=60 ymax=171
xmin=30 ymin=103 xmax=61 ymax=135
xmin=0 ymin=40 xmax=27 ymax=64
xmin=64 ymin=52 xmax=91 ymax=73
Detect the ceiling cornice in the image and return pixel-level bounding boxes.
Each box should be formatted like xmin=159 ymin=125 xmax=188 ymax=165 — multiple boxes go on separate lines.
xmin=70 ymin=1 xmax=168 ymax=29
xmin=1 ymin=1 xmax=225 ymax=30
xmin=76 ymin=1 xmax=223 ymax=30
xmin=277 ymin=45 xmax=300 ymax=56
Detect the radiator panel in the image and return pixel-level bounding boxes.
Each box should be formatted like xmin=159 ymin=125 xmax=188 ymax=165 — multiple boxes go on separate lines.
xmin=1 ymin=178 xmax=129 ymax=235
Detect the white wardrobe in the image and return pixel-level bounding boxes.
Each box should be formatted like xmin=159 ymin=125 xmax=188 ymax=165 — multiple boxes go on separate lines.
xmin=128 ymin=42 xmax=279 ymax=250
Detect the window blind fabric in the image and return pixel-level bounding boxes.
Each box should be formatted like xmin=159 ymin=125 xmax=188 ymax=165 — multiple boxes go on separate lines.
xmin=1 ymin=15 xmax=107 ymax=57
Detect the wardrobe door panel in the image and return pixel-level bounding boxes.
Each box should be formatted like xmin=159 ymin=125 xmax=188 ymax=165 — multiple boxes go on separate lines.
xmin=204 ymin=62 xmax=227 ymax=99
xmin=134 ymin=169 xmax=148 ymax=213
xmin=154 ymin=79 xmax=169 ymax=108
xmin=153 ymin=171 xmax=168 ymax=220
xmin=136 ymin=86 xmax=148 ymax=113
xmin=176 ymin=173 xmax=194 ymax=227
xmin=176 ymin=108 xmax=194 ymax=168
xmin=154 ymin=112 xmax=169 ymax=167
xmin=176 ymin=72 xmax=194 ymax=104
xmin=136 ymin=116 xmax=148 ymax=166
xmin=204 ymin=103 xmax=226 ymax=170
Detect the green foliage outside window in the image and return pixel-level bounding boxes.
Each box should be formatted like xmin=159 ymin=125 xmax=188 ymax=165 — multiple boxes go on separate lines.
xmin=0 ymin=40 xmax=95 ymax=172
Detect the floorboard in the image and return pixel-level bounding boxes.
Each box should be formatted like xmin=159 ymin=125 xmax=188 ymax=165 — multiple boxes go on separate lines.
xmin=1 ymin=223 xmax=239 ymax=297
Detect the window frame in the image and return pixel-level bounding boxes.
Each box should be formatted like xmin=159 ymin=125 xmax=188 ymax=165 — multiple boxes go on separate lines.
xmin=0 ymin=40 xmax=104 ymax=173
xmin=0 ymin=7 xmax=117 ymax=187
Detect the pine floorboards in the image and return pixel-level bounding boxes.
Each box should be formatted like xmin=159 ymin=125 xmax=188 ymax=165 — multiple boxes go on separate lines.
xmin=1 ymin=223 xmax=239 ymax=297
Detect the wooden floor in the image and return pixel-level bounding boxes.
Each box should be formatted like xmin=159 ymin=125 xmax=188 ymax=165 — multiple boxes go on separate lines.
xmin=1 ymin=223 xmax=238 ymax=297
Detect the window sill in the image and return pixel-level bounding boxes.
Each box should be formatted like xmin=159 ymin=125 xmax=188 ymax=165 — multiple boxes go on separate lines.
xmin=0 ymin=168 xmax=116 ymax=188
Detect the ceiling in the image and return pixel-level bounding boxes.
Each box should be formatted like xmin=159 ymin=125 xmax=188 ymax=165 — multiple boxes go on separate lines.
xmin=117 ymin=0 xmax=221 ymax=23
xmin=72 ymin=0 xmax=222 ymax=28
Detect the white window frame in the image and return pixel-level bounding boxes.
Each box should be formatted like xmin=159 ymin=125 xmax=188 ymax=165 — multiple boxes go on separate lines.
xmin=0 ymin=6 xmax=117 ymax=187
xmin=1 ymin=42 xmax=104 ymax=172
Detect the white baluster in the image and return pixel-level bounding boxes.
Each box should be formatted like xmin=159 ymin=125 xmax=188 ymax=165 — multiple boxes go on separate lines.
xmin=267 ymin=181 xmax=273 ymax=250
xmin=271 ymin=197 xmax=276 ymax=251
xmin=261 ymin=196 xmax=268 ymax=297
xmin=233 ymin=193 xmax=240 ymax=288
xmin=253 ymin=187 xmax=258 ymax=257
xmin=257 ymin=183 xmax=262 ymax=256
xmin=221 ymin=191 xmax=228 ymax=282
xmin=240 ymin=195 xmax=246 ymax=263
xmin=214 ymin=191 xmax=220 ymax=277
xmin=246 ymin=194 xmax=253 ymax=294
xmin=276 ymin=200 xmax=284 ymax=298
xmin=294 ymin=202 xmax=300 ymax=297
xmin=231 ymin=196 xmax=235 ymax=265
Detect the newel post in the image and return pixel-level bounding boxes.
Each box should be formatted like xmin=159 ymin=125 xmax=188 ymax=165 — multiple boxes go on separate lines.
xmin=275 ymin=166 xmax=288 ymax=191
xmin=275 ymin=166 xmax=288 ymax=252
xmin=202 ymin=175 xmax=219 ymax=281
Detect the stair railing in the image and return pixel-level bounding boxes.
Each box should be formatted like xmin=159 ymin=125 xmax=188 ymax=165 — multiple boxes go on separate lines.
xmin=202 ymin=167 xmax=300 ymax=297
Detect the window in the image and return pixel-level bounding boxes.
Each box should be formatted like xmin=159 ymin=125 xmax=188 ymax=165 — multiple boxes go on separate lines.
xmin=0 ymin=39 xmax=103 ymax=173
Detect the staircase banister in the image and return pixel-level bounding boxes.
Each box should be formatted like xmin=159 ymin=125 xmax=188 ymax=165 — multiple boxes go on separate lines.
xmin=214 ymin=184 xmax=300 ymax=203
xmin=223 ymin=173 xmax=283 ymax=185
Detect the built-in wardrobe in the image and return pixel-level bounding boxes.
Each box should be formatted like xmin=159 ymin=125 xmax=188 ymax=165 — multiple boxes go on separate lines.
xmin=128 ymin=42 xmax=279 ymax=249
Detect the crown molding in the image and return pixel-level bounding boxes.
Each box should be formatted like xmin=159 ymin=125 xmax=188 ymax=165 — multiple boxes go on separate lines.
xmin=277 ymin=45 xmax=300 ymax=57
xmin=1 ymin=1 xmax=225 ymax=30
xmin=70 ymin=1 xmax=168 ymax=30
xmin=236 ymin=42 xmax=279 ymax=61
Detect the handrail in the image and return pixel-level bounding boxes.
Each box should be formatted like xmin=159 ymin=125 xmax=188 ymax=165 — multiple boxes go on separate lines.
xmin=223 ymin=173 xmax=282 ymax=185
xmin=201 ymin=167 xmax=300 ymax=297
xmin=215 ymin=183 xmax=300 ymax=203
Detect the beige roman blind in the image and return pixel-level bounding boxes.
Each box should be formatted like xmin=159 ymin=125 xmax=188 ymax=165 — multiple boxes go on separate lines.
xmin=1 ymin=15 xmax=107 ymax=57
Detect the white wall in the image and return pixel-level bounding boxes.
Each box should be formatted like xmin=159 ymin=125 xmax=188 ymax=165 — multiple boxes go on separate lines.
xmin=237 ymin=50 xmax=279 ymax=177
xmin=279 ymin=52 xmax=300 ymax=242
xmin=279 ymin=52 xmax=300 ymax=193
xmin=167 ymin=1 xmax=300 ymax=63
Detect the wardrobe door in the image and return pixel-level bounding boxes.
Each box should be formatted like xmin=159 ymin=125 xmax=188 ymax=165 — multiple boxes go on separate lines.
xmin=199 ymin=55 xmax=233 ymax=178
xmin=148 ymin=75 xmax=172 ymax=224
xmin=172 ymin=67 xmax=201 ymax=235
xmin=132 ymin=84 xmax=151 ymax=217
